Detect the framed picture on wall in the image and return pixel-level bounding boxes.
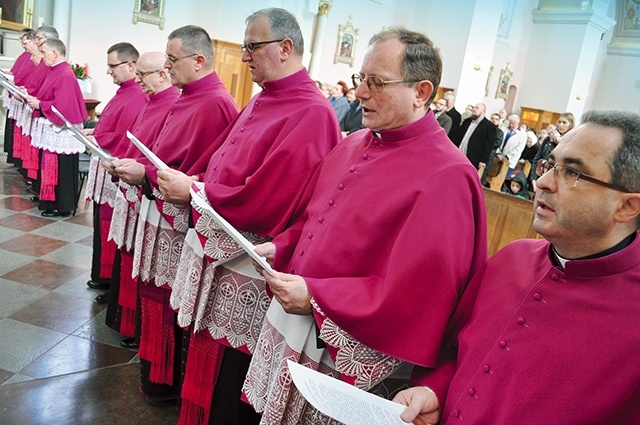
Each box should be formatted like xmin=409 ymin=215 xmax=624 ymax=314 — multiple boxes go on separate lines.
xmin=334 ymin=17 xmax=359 ymax=67
xmin=614 ymin=0 xmax=640 ymax=40
xmin=495 ymin=63 xmax=512 ymax=100
xmin=132 ymin=0 xmax=166 ymax=30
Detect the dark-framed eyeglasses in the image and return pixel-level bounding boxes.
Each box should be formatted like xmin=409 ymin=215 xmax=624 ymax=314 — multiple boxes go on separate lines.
xmin=107 ymin=60 xmax=133 ymax=70
xmin=135 ymin=69 xmax=162 ymax=80
xmin=165 ymin=53 xmax=198 ymax=64
xmin=536 ymin=160 xmax=631 ymax=193
xmin=351 ymin=74 xmax=421 ymax=94
xmin=241 ymin=39 xmax=284 ymax=54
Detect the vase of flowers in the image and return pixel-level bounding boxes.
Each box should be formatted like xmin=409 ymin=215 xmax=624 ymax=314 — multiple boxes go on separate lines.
xmin=70 ymin=62 xmax=92 ymax=94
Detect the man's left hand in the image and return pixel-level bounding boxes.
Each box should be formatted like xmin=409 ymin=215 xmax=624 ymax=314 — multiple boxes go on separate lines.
xmin=263 ymin=271 xmax=312 ymax=315
xmin=157 ymin=168 xmax=193 ymax=204
xmin=25 ymin=95 xmax=40 ymax=110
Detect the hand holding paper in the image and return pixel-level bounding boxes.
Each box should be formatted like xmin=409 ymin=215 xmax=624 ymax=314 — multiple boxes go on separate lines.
xmin=287 ymin=361 xmax=409 ymax=425
xmin=189 ymin=187 xmax=276 ymax=277
xmin=157 ymin=169 xmax=193 ymax=204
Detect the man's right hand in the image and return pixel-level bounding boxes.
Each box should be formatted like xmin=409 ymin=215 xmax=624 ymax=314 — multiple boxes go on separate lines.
xmin=254 ymin=242 xmax=276 ymax=269
xmin=393 ymin=386 xmax=440 ymax=425
xmin=114 ymin=158 xmax=146 ymax=185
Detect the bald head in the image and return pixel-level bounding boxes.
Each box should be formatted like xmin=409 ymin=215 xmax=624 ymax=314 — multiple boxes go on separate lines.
xmin=135 ymin=51 xmax=172 ymax=95
xmin=138 ymin=51 xmax=166 ymax=70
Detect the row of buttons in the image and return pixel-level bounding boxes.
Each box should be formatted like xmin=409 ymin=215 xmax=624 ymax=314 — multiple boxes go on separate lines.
xmin=454 ymin=287 xmax=549 ymax=421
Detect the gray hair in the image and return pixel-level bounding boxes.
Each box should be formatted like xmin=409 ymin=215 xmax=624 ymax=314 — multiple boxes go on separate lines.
xmin=36 ymin=24 xmax=58 ymax=40
xmin=246 ymin=8 xmax=304 ymax=57
xmin=508 ymin=114 xmax=520 ymax=123
xmin=107 ymin=42 xmax=140 ymax=63
xmin=42 ymin=38 xmax=66 ymax=57
xmin=581 ymin=110 xmax=640 ymax=197
xmin=22 ymin=29 xmax=36 ymax=41
xmin=168 ymin=25 xmax=214 ymax=64
xmin=369 ymin=27 xmax=442 ymax=104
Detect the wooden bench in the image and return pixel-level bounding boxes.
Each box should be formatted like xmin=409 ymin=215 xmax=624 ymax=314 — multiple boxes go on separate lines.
xmin=484 ymin=187 xmax=544 ymax=256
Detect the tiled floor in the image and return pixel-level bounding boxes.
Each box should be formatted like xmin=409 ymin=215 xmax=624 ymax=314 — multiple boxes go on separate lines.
xmin=0 ymin=158 xmax=179 ymax=424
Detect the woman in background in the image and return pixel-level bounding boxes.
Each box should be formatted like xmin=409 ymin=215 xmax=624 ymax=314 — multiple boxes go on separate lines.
xmin=531 ymin=112 xmax=575 ymax=192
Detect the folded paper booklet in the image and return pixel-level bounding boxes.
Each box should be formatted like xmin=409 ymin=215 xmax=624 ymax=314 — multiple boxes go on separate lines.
xmin=189 ymin=187 xmax=277 ymax=277
xmin=126 ymin=131 xmax=168 ymax=170
xmin=51 ymin=105 xmax=115 ymax=167
xmin=287 ymin=360 xmax=408 ymax=425
xmin=0 ymin=79 xmax=27 ymax=99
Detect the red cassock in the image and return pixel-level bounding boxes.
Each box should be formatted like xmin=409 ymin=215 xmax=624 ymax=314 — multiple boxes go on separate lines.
xmin=170 ymin=68 xmax=342 ymax=425
xmin=417 ymin=237 xmax=640 ymax=425
xmin=106 ymin=85 xmax=180 ymax=338
xmin=93 ymin=78 xmax=149 ymax=157
xmin=243 ymin=111 xmax=488 ymax=423
xmin=10 ymin=51 xmax=33 ymax=86
xmin=132 ymin=72 xmax=237 ymax=400
xmin=38 ymin=62 xmax=87 ymax=127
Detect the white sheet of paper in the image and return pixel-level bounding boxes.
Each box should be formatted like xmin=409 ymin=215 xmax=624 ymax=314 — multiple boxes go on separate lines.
xmin=287 ymin=360 xmax=408 ymax=425
xmin=126 ymin=131 xmax=168 ymax=170
xmin=50 ymin=105 xmax=115 ymax=166
xmin=189 ymin=187 xmax=277 ymax=277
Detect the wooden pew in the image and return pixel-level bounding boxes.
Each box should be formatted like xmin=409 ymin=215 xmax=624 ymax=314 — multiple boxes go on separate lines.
xmin=483 ymin=187 xmax=544 ymax=257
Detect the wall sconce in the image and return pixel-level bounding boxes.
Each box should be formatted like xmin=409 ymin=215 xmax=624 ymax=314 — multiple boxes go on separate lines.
xmin=473 ymin=56 xmax=482 ymax=71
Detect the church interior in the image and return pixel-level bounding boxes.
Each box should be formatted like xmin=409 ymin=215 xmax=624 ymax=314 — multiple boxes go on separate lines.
xmin=0 ymin=0 xmax=638 ymax=423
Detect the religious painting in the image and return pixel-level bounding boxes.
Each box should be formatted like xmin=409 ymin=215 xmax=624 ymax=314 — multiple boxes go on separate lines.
xmin=0 ymin=0 xmax=34 ymax=30
xmin=614 ymin=0 xmax=640 ymax=40
xmin=334 ymin=16 xmax=359 ymax=67
xmin=132 ymin=0 xmax=165 ymax=30
xmin=495 ymin=63 xmax=512 ymax=100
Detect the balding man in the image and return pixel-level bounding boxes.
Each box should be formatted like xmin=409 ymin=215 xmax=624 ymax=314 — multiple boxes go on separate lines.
xmin=452 ymin=102 xmax=496 ymax=170
xmin=84 ymin=43 xmax=148 ymax=300
xmin=128 ymin=25 xmax=238 ymax=407
xmin=104 ymin=51 xmax=180 ymax=347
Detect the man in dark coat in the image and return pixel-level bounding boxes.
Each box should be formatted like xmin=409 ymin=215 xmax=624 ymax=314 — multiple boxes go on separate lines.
xmin=451 ymin=102 xmax=496 ymax=170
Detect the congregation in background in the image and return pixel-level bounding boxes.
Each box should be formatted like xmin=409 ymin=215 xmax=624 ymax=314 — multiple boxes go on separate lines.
xmin=2 ymin=5 xmax=640 ymax=425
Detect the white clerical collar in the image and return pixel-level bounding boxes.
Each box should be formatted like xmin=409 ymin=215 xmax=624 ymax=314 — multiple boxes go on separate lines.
xmin=552 ymin=249 xmax=568 ymax=269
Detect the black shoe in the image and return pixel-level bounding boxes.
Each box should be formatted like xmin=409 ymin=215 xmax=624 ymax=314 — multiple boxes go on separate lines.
xmin=95 ymin=292 xmax=109 ymax=304
xmin=30 ymin=196 xmax=39 ymax=202
xmin=120 ymin=338 xmax=139 ymax=349
xmin=87 ymin=280 xmax=110 ymax=290
xmin=143 ymin=395 xmax=178 ymax=407
xmin=41 ymin=209 xmax=71 ymax=217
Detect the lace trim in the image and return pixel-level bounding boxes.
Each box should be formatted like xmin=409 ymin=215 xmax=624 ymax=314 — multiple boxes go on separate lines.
xmin=170 ymin=182 xmax=266 ymax=329
xmin=154 ymin=187 xmax=190 ymax=233
xmin=30 ymin=117 xmax=85 ymax=154
xmin=197 ymin=267 xmax=269 ymax=352
xmin=319 ymin=318 xmax=406 ymax=390
xmin=133 ymin=191 xmax=189 ymax=286
xmin=108 ymin=182 xmax=142 ymax=250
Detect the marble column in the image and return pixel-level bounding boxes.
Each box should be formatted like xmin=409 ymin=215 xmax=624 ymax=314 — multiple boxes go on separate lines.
xmin=308 ymin=1 xmax=332 ymax=80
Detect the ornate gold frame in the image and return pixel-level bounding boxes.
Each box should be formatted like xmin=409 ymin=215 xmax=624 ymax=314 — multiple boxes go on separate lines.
xmin=334 ymin=16 xmax=358 ymax=67
xmin=132 ymin=0 xmax=165 ymax=30
xmin=495 ymin=63 xmax=513 ymax=100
